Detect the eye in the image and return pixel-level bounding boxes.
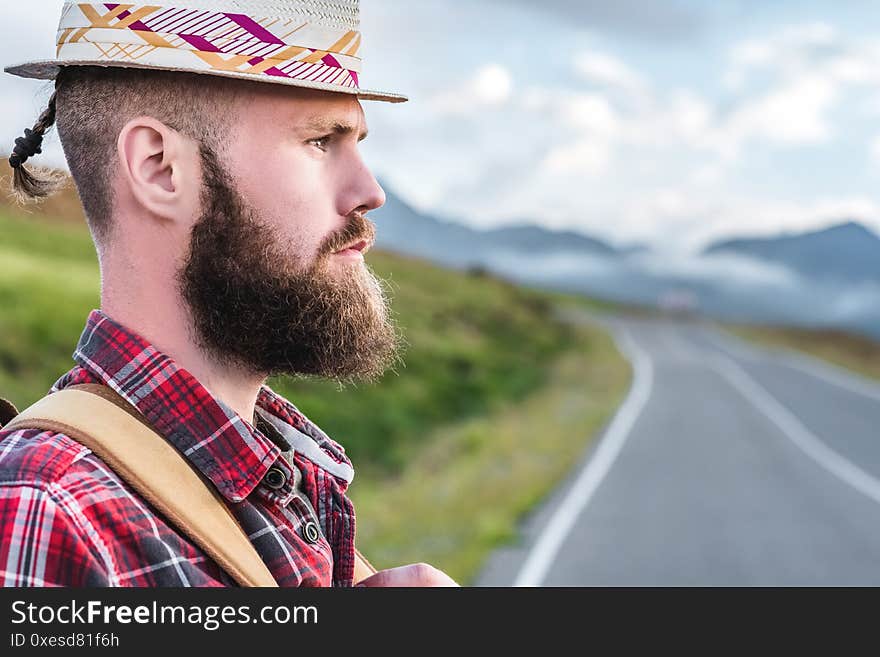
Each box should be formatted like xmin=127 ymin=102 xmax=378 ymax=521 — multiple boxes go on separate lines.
xmin=309 ymin=135 xmax=331 ymax=151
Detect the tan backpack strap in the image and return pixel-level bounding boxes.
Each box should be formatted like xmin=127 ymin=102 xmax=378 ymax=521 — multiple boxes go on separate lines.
xmin=5 ymin=384 xmax=378 ymax=586
xmin=0 ymin=397 xmax=20 ymax=427
xmin=4 ymin=385 xmax=277 ymax=587
xmin=354 ymin=548 xmax=377 ymax=583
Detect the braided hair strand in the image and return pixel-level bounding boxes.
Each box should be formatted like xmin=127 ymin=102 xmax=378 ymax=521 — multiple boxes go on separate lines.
xmin=9 ymin=88 xmax=66 ymax=200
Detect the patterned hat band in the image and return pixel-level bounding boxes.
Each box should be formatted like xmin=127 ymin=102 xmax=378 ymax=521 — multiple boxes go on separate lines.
xmin=4 ymin=1 xmax=406 ymax=103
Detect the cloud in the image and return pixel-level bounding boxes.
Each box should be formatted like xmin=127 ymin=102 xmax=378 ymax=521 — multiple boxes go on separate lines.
xmin=715 ymin=22 xmax=880 ymax=157
xmin=682 ymin=197 xmax=880 ymax=251
xmin=827 ymin=283 xmax=880 ymax=322
xmin=574 ymin=52 xmax=647 ymax=97
xmin=362 ymin=10 xmax=880 ymax=255
xmin=632 ymin=251 xmax=802 ymax=288
xmin=610 ymin=89 xmax=713 ymax=149
xmin=715 ymin=74 xmax=837 ymax=154
xmin=428 ymin=64 xmax=513 ymax=116
xmin=541 ymin=139 xmax=611 ymax=176
xmin=515 ymin=87 xmax=621 ymax=178
xmin=504 ymin=0 xmax=708 ymax=41
xmin=871 ymin=136 xmax=880 ymax=165
xmin=559 ymin=93 xmax=619 ymax=134
xmin=725 ymin=22 xmax=840 ymax=89
xmin=484 ymin=250 xmax=621 ymax=282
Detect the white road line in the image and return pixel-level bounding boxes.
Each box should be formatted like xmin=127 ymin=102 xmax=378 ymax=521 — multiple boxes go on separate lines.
xmin=700 ymin=325 xmax=763 ymax=362
xmin=707 ymin=326 xmax=880 ymax=402
xmin=774 ymin=350 xmax=880 ymax=403
xmin=709 ymin=354 xmax=880 ymax=506
xmin=513 ymin=328 xmax=654 ymax=587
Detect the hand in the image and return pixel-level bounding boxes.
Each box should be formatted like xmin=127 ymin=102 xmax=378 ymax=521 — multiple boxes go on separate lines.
xmin=356 ymin=563 xmax=459 ymax=587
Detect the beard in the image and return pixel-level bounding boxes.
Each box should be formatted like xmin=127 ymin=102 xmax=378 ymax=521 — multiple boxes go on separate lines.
xmin=175 ymin=144 xmax=401 ymax=383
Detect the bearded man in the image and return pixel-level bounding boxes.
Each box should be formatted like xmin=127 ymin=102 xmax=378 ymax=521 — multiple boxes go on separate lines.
xmin=0 ymin=0 xmax=456 ymax=587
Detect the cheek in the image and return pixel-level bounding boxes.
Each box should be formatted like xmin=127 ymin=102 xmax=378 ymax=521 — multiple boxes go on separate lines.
xmin=234 ymin=146 xmax=336 ymax=254
xmin=236 ymin=149 xmax=304 ymax=214
xmin=274 ymin=224 xmax=323 ymax=265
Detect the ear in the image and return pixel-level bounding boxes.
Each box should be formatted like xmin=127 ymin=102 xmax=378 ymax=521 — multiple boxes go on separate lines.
xmin=117 ymin=116 xmax=200 ymax=223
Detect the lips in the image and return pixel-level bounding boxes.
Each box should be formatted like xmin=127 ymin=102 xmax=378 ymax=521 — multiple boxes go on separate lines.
xmin=334 ymin=239 xmax=370 ymax=254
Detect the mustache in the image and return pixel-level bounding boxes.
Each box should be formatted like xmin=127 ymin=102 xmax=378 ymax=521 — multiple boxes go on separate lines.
xmin=320 ymin=212 xmax=377 ymax=257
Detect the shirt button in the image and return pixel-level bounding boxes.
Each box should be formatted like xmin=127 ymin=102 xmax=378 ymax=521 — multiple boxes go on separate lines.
xmin=302 ymin=521 xmax=321 ymax=544
xmin=263 ymin=467 xmax=287 ymax=490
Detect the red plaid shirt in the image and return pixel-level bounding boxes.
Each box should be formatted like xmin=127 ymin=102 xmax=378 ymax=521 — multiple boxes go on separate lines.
xmin=0 ymin=309 xmax=359 ymax=587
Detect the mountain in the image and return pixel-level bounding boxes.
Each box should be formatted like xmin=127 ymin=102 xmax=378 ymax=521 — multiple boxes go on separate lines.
xmin=373 ymin=188 xmax=880 ymax=339
xmin=702 ymin=221 xmax=880 ymax=284
xmin=370 ymin=188 xmax=487 ymax=268
xmin=482 ymin=224 xmax=617 ymax=255
xmin=371 ymin=186 xmax=618 ymax=269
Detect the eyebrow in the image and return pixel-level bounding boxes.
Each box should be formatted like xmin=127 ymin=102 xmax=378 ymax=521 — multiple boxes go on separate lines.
xmin=305 ymin=117 xmax=368 ymax=142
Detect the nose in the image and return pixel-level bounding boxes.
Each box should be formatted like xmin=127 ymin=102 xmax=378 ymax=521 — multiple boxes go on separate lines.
xmin=343 ymin=151 xmax=386 ymax=216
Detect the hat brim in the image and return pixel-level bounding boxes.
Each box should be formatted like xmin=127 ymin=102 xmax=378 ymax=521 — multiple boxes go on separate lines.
xmin=5 ymin=59 xmax=408 ymax=104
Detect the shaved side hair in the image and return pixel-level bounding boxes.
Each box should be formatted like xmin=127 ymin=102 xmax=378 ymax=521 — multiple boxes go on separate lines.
xmin=12 ymin=67 xmax=246 ymax=247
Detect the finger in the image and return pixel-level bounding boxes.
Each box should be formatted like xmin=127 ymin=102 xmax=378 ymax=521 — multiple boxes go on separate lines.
xmin=356 ymin=563 xmax=459 ymax=587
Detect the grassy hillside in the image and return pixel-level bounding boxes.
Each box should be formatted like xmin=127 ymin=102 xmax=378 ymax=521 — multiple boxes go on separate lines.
xmin=0 ymin=211 xmax=101 ymax=406
xmin=0 ymin=193 xmax=630 ymax=583
xmin=352 ymin=322 xmax=628 ymax=580
xmin=0 ymin=209 xmax=580 ymax=470
xmin=725 ymin=323 xmax=880 ymax=381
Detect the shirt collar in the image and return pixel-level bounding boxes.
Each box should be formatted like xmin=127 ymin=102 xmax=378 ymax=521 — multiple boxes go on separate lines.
xmin=71 ymin=309 xmax=353 ymax=502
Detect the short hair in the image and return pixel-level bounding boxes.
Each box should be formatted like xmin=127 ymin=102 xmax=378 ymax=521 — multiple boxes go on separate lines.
xmin=11 ymin=66 xmax=244 ymax=246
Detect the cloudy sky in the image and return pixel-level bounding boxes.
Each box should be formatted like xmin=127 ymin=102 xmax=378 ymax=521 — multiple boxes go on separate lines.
xmin=3 ymin=0 xmax=880 ymax=251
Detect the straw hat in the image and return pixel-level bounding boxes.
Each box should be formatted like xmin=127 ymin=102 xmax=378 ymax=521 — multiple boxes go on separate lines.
xmin=4 ymin=0 xmax=407 ymax=103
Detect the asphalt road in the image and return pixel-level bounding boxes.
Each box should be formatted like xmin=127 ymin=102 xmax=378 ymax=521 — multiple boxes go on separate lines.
xmin=474 ymin=312 xmax=880 ymax=586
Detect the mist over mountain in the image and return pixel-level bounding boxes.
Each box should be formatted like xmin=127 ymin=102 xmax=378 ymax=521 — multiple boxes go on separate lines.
xmin=372 ymin=187 xmax=617 ymax=268
xmin=703 ymin=221 xmax=880 ymax=285
xmin=371 ymin=186 xmax=880 ymax=339
xmin=482 ymin=224 xmax=617 ymax=255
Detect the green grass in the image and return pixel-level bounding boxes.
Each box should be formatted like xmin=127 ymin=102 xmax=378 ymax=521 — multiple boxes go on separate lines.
xmin=350 ymin=321 xmax=629 ymax=583
xmin=0 ymin=211 xmax=582 ymax=472
xmin=0 ymin=212 xmax=101 ymax=404
xmin=273 ymin=251 xmax=584 ymax=472
xmin=724 ymin=322 xmax=880 ymax=382
xmin=0 ymin=205 xmax=630 ymax=583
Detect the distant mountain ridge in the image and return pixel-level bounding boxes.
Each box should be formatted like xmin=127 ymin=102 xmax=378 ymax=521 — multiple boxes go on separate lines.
xmin=702 ymin=221 xmax=880 ymax=284
xmin=371 ymin=185 xmax=617 ymax=268
xmin=482 ymin=224 xmax=617 ymax=254
xmin=370 ymin=187 xmax=880 ymax=339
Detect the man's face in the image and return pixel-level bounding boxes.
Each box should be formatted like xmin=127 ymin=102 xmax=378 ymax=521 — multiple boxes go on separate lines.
xmin=225 ymin=86 xmax=387 ymax=275
xmin=175 ymin=88 xmax=401 ymax=382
